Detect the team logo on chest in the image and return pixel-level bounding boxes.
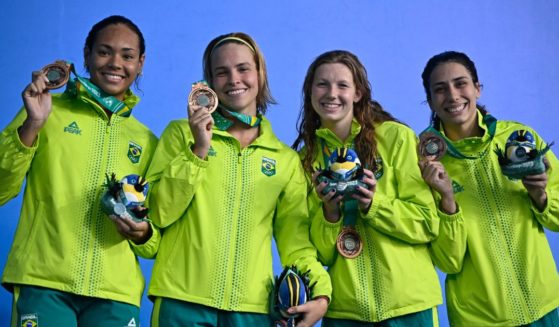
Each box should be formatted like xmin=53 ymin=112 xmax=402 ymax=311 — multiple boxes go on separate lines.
xmin=261 ymin=157 xmax=276 ymax=176
xmin=128 ymin=141 xmax=143 ymax=164
xmin=63 ymin=121 xmax=82 ymax=135
xmin=21 ymin=313 xmax=38 ymax=327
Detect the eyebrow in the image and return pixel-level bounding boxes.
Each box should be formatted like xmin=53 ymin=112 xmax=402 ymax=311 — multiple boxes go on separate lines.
xmin=432 ymin=76 xmax=469 ymax=86
xmin=213 ymin=62 xmax=252 ymax=71
xmin=97 ymin=43 xmax=137 ymax=52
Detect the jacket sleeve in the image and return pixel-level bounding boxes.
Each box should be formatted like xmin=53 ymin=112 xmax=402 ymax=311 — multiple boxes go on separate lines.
xmin=128 ymin=221 xmax=161 ymax=258
xmin=308 ymin=186 xmax=342 ymax=267
xmin=361 ymin=132 xmax=440 ymax=244
xmin=128 ymin=133 xmax=161 ymax=258
xmin=530 ymin=133 xmax=559 ymax=231
xmin=274 ymin=159 xmax=332 ymax=300
xmin=0 ymin=109 xmax=36 ymax=205
xmin=145 ymin=120 xmax=209 ymax=228
xmin=429 ymin=205 xmax=468 ymax=273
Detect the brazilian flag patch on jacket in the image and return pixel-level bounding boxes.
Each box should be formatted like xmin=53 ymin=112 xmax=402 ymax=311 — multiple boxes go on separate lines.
xmin=262 ymin=157 xmax=276 ymax=176
xmin=128 ymin=141 xmax=142 ymax=164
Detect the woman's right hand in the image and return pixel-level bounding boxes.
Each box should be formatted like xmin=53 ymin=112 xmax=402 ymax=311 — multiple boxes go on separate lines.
xmin=19 ymin=70 xmax=53 ymax=146
xmin=188 ymin=103 xmax=214 ymax=159
xmin=312 ymin=170 xmax=343 ymax=223
xmin=419 ymin=158 xmax=457 ymax=214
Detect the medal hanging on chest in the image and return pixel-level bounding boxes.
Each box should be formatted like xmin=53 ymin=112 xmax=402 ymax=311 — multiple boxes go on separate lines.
xmin=336 ymin=199 xmax=363 ymax=258
xmin=336 ymin=226 xmax=363 ymax=258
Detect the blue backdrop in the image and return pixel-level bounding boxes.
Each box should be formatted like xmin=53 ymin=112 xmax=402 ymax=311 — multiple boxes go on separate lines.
xmin=1 ymin=1 xmax=558 ymax=325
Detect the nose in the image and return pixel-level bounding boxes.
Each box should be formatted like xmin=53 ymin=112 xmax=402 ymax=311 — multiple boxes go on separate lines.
xmin=326 ymin=86 xmax=337 ymax=99
xmin=107 ymin=54 xmax=123 ymax=69
xmin=447 ymin=86 xmax=460 ymax=101
xmin=227 ymin=70 xmax=240 ymax=85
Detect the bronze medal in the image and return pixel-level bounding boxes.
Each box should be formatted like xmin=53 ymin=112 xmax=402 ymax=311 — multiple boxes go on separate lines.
xmin=419 ymin=132 xmax=447 ymax=161
xmin=41 ymin=61 xmax=70 ymax=90
xmin=188 ymin=82 xmax=218 ymax=113
xmin=336 ymin=226 xmax=363 ymax=258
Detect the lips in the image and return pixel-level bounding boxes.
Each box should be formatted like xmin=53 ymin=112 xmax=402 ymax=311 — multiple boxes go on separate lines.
xmin=321 ymin=102 xmax=342 ymax=111
xmin=445 ymin=103 xmax=467 ymax=114
xmin=226 ymin=88 xmax=247 ymax=96
xmin=102 ymin=72 xmax=125 ymax=82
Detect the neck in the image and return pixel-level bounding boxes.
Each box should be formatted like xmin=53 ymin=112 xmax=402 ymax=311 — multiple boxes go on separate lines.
xmin=228 ymin=123 xmax=259 ymax=148
xmin=443 ymin=120 xmax=483 ymax=141
xmin=323 ymin=120 xmax=351 ymax=143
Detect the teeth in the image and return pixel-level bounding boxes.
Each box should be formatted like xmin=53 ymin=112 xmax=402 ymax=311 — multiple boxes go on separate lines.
xmin=104 ymin=73 xmax=124 ymax=81
xmin=447 ymin=104 xmax=465 ymax=113
xmin=322 ymin=103 xmax=340 ymax=108
xmin=228 ymin=89 xmax=246 ymax=95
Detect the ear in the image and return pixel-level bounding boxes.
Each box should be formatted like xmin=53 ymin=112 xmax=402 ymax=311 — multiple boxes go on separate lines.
xmin=83 ymin=47 xmax=90 ymax=71
xmin=475 ymin=82 xmax=481 ymax=98
xmin=83 ymin=47 xmax=90 ymax=61
xmin=138 ymin=53 xmax=146 ymax=72
xmin=353 ymin=89 xmax=362 ymax=103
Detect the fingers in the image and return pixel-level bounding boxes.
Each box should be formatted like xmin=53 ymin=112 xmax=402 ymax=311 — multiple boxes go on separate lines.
xmin=522 ymin=172 xmax=548 ymax=189
xmin=109 ymin=214 xmax=149 ymax=239
xmin=23 ymin=71 xmax=50 ymax=97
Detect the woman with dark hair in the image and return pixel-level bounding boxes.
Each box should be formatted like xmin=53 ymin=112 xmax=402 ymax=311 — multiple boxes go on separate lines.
xmin=419 ymin=50 xmax=559 ymax=326
xmin=293 ymin=50 xmax=441 ymax=326
xmin=0 ymin=15 xmax=159 ymax=326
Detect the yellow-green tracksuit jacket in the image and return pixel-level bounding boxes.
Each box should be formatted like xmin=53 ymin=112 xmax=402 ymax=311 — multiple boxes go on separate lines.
xmin=308 ymin=120 xmax=442 ymax=322
xmin=0 ymin=83 xmax=159 ymax=306
xmin=429 ymin=111 xmax=559 ymax=326
xmin=146 ymin=117 xmax=331 ymax=313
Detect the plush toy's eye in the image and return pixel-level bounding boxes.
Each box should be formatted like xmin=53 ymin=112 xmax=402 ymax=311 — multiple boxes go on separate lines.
xmin=506 ymin=145 xmax=532 ymax=163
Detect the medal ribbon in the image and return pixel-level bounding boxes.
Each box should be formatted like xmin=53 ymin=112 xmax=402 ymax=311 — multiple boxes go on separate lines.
xmin=422 ymin=113 xmax=497 ymax=159
xmin=212 ymin=105 xmax=262 ymax=131
xmin=66 ymin=62 xmax=132 ymax=117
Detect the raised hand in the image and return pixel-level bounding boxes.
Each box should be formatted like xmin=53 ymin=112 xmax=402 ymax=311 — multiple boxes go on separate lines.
xmin=19 ymin=70 xmax=53 ymax=146
xmin=419 ymin=158 xmax=457 ymax=214
xmin=188 ymin=103 xmax=214 ymax=159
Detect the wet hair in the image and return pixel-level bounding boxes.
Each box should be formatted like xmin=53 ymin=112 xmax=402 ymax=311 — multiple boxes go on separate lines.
xmin=202 ymin=32 xmax=276 ymax=114
xmin=84 ymin=15 xmax=145 ymax=90
xmin=292 ymin=50 xmax=400 ymax=174
xmin=421 ymin=51 xmax=486 ymax=128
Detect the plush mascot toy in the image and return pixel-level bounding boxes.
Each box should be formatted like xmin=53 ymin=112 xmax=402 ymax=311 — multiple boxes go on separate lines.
xmin=100 ymin=173 xmax=150 ymax=222
xmin=495 ymin=130 xmax=553 ymax=180
xmin=316 ymin=148 xmax=368 ymax=200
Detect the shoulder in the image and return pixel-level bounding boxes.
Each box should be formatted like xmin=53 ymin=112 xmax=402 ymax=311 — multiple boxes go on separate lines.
xmin=162 ymin=119 xmax=191 ymax=136
xmin=375 ymin=120 xmax=416 ymax=144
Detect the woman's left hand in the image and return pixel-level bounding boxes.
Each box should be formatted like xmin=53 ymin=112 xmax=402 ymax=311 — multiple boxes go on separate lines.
xmin=109 ymin=214 xmax=152 ymax=244
xmin=351 ymin=168 xmax=376 ymax=213
xmin=285 ymin=296 xmax=329 ymax=327
xmin=522 ymin=157 xmax=549 ymax=211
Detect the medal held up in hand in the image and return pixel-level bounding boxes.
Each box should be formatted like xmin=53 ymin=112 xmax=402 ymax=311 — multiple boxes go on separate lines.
xmin=188 ymin=81 xmax=218 ymax=113
xmin=495 ymin=130 xmax=553 ymax=180
xmin=419 ymin=131 xmax=447 ymax=161
xmin=100 ymin=173 xmax=150 ymax=222
xmin=41 ymin=60 xmax=71 ymax=90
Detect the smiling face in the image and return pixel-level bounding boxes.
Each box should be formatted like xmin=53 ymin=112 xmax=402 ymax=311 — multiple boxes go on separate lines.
xmin=210 ymin=42 xmax=259 ymax=116
xmin=84 ymin=23 xmax=145 ymax=101
xmin=311 ymin=63 xmax=362 ymax=131
xmin=428 ymin=62 xmax=481 ymax=137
